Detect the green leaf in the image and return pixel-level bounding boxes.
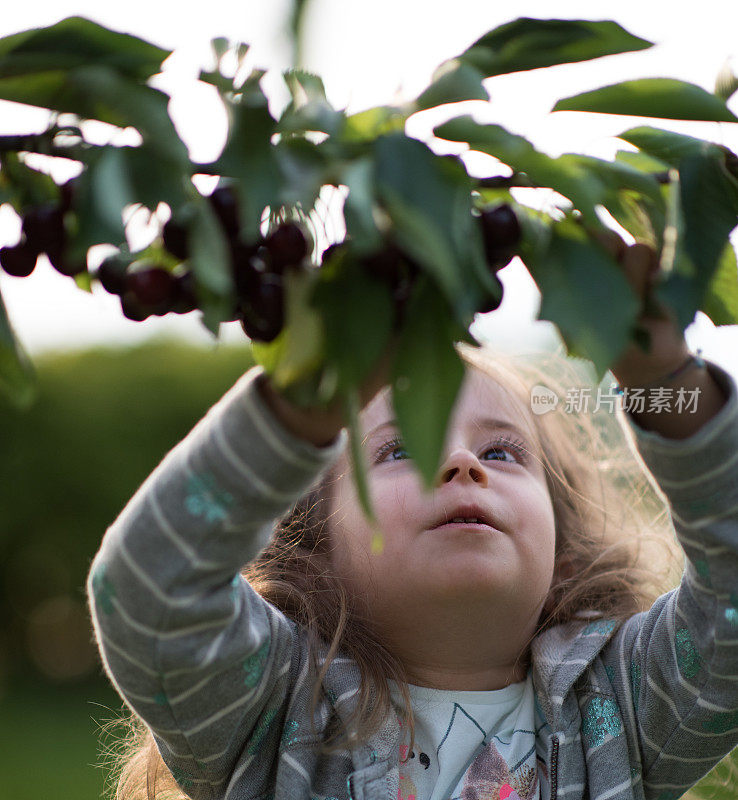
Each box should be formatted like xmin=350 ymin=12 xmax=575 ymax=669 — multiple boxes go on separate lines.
xmin=275 ymin=137 xmax=330 ymax=212
xmin=0 ymin=16 xmax=170 ymax=82
xmin=119 ymin=144 xmax=192 ymax=213
xmin=571 ymin=153 xmax=662 ymax=202
xmin=0 ymin=287 xmax=36 ymax=410
xmin=614 ymin=148 xmax=670 ymax=174
xmin=0 ymin=65 xmax=188 ymax=165
xmin=679 ymin=148 xmax=738 ymax=278
xmin=458 ymin=18 xmax=652 ymax=78
xmin=414 ymin=59 xmax=489 ymax=112
xmin=604 ymin=188 xmax=665 ymax=250
xmin=91 ymin=147 xmax=135 ymax=233
xmin=198 ymin=66 xmax=237 ymax=95
xmin=515 ymin=205 xmax=553 ymax=264
xmin=312 ymin=251 xmax=395 ymax=392
xmin=652 ymin=146 xmax=738 ymax=330
xmin=277 ymin=68 xmax=345 ymax=138
xmin=650 ymin=169 xmax=703 ymax=332
xmin=65 ymin=154 xmax=126 ymax=261
xmin=210 ymin=86 xmax=282 ymax=242
xmin=574 ymin=152 xmax=665 ymax=244
xmin=701 ymin=241 xmax=738 ymax=325
xmin=391 ymin=276 xmax=467 ymax=490
xmin=434 ymin=117 xmax=602 ymax=225
xmin=210 ymin=37 xmax=230 ymax=64
xmin=617 ymin=126 xmax=713 ymax=168
xmin=554 ymin=79 xmax=738 ymax=122
xmin=187 ymin=197 xmax=233 ymax=297
xmin=523 ymin=219 xmax=640 ymax=380
xmin=340 ymin=106 xmax=408 ymax=144
xmin=342 ymin=384 xmax=379 ymax=534
xmin=373 ymin=132 xmax=480 ymax=321
xmin=340 ymin=157 xmax=385 ymax=253
xmin=72 ymin=66 xmax=188 ymax=164
xmin=0 ymin=151 xmax=58 ymax=212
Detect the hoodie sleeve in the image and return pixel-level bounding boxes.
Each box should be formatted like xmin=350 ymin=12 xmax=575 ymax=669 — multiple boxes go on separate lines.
xmin=86 ymin=365 xmax=347 ymax=798
xmin=601 ymin=359 xmax=738 ymax=800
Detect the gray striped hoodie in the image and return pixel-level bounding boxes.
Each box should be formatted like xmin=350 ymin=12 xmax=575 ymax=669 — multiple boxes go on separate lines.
xmin=87 ymin=361 xmax=738 ymax=800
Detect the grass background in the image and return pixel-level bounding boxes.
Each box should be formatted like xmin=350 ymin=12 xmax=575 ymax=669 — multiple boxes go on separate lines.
xmin=0 ymin=680 xmax=124 ymax=799
xmin=0 ymin=338 xmax=254 ymax=799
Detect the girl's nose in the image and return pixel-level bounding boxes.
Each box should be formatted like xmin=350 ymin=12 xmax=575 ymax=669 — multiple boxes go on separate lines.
xmin=437 ymin=448 xmax=488 ymax=486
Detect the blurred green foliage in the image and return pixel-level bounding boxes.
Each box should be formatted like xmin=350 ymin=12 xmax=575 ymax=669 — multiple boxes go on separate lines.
xmin=0 ymin=678 xmax=124 ymax=800
xmin=0 ymin=336 xmax=254 ymax=688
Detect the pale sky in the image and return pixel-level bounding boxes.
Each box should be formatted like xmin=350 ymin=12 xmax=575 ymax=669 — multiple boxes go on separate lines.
xmin=1 ymin=1 xmax=738 ymax=377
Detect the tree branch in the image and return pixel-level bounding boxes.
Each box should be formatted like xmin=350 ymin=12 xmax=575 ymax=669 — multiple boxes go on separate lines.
xmin=0 ymin=133 xmax=84 ymax=161
xmin=474 ymin=170 xmax=671 ymax=190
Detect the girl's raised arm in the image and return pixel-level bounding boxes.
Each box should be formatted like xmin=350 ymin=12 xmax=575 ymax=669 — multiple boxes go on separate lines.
xmin=87 ymin=366 xmax=347 ymax=797
xmin=562 ymin=234 xmax=738 ymax=799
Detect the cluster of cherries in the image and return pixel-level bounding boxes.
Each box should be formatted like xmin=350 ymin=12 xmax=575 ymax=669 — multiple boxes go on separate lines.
xmin=0 ymin=178 xmax=522 ymax=343
xmin=0 ymin=181 xmax=81 ymax=278
xmin=161 ymin=187 xmax=313 ymax=340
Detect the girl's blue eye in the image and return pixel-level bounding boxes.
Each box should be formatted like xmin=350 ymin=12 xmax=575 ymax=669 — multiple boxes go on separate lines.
xmin=480 ymin=441 xmax=526 ymax=463
xmin=375 ymin=438 xmax=409 ymax=462
xmin=375 ymin=436 xmax=528 ymax=465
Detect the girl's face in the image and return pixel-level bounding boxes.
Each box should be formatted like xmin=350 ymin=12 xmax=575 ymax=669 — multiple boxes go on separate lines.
xmin=327 ymin=366 xmax=557 ymax=681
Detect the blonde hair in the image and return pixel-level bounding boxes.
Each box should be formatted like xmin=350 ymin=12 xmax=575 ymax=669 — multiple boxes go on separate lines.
xmin=100 ymin=343 xmax=683 ymax=798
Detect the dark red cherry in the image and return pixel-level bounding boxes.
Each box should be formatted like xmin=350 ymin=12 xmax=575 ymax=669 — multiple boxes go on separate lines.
xmin=120 ymin=291 xmax=152 ymax=321
xmin=479 ymin=204 xmax=521 ymax=272
xmin=239 ymin=273 xmax=284 ymax=342
xmin=47 ymin=246 xmax=87 ymax=276
xmin=22 ymin=205 xmax=66 ymax=255
xmin=170 ymin=271 xmax=198 ymax=314
xmin=229 ymin=241 xmax=262 ymax=299
xmin=126 ymin=266 xmax=175 ymax=306
xmin=475 ymin=276 xmax=504 ymax=314
xmin=209 ymin=186 xmax=240 ymax=239
xmin=359 ymin=243 xmax=404 ymax=284
xmin=59 ymin=179 xmax=77 ymax=214
xmin=162 ymin=218 xmax=188 ymax=260
xmin=0 ymin=241 xmax=37 ymax=277
xmin=95 ymin=255 xmax=129 ymax=295
xmin=263 ymin=222 xmax=308 ymax=273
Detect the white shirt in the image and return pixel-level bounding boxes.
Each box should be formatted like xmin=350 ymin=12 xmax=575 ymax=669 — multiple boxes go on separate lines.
xmin=389 ymin=670 xmax=552 ymax=800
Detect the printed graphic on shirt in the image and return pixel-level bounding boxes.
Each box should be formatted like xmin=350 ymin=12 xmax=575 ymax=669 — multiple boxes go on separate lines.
xmin=397 ymin=701 xmax=541 ymax=800
xmin=399 ymin=749 xmax=418 ymax=800
xmin=399 ymin=743 xmax=432 ymax=799
xmin=460 ymin=739 xmax=538 ymax=800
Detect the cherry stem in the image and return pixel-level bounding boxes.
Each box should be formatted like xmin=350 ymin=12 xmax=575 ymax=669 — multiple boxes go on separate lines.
xmin=0 ymin=134 xmax=86 ymax=161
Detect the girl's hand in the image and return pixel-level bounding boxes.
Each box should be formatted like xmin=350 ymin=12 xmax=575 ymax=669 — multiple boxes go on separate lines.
xmin=257 ymin=340 xmax=396 ymax=448
xmin=591 ymin=230 xmax=691 ymax=387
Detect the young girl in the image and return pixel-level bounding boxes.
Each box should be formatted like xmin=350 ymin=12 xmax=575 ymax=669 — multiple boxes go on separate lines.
xmin=89 ymin=239 xmax=738 ymax=800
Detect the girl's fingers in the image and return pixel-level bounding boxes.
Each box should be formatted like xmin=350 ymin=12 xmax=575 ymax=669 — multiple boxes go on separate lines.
xmin=591 ymin=228 xmax=627 ymax=261
xmin=591 ymin=230 xmax=662 ymax=311
xmin=621 ymin=243 xmax=656 ymax=301
xmin=585 ymin=228 xmax=688 ymax=380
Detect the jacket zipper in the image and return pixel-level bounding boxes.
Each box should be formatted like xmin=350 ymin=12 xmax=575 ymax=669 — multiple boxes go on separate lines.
xmin=549 ymin=735 xmax=559 ymax=800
